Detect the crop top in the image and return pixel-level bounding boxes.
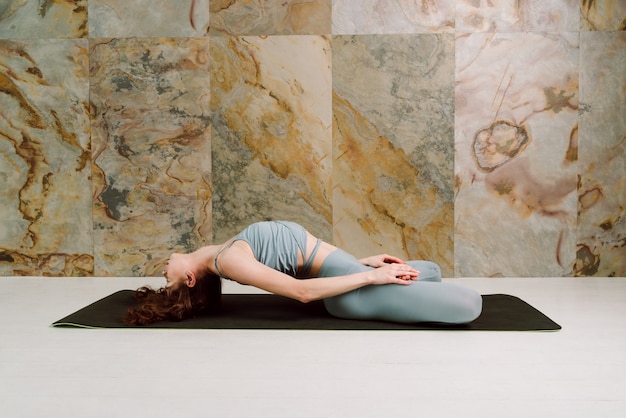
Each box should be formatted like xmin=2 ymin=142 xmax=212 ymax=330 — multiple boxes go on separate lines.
xmin=214 ymin=221 xmax=322 ymax=279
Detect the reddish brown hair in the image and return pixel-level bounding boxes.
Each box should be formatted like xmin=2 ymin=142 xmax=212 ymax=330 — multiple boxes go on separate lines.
xmin=124 ymin=273 xmax=221 ymax=325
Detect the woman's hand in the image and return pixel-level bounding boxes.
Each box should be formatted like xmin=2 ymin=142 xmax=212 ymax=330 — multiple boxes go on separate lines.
xmin=368 ymin=263 xmax=420 ymax=285
xmin=359 ymin=254 xmax=406 ymax=268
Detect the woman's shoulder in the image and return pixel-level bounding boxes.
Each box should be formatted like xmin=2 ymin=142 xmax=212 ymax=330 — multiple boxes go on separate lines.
xmin=213 ymin=239 xmax=256 ymax=278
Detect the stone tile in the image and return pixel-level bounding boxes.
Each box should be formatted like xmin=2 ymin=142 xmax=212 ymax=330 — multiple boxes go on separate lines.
xmin=332 ymin=0 xmax=455 ymax=34
xmin=88 ymin=0 xmax=209 ymax=38
xmin=210 ymin=35 xmax=332 ymax=242
xmin=455 ymin=32 xmax=579 ymax=277
xmin=0 ymin=0 xmax=87 ymax=39
xmin=580 ymin=0 xmax=626 ymax=31
xmin=210 ymin=0 xmax=331 ymax=36
xmin=90 ymin=37 xmax=212 ymax=276
xmin=333 ymin=34 xmax=455 ymax=276
xmin=577 ymin=31 xmax=626 ymax=277
xmin=456 ymin=0 xmax=579 ymax=32
xmin=0 ymin=39 xmax=91 ymax=275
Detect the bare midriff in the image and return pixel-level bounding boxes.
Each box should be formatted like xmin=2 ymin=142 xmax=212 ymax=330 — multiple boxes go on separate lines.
xmin=298 ymin=231 xmax=337 ymax=278
xmin=219 ymin=231 xmax=338 ymax=279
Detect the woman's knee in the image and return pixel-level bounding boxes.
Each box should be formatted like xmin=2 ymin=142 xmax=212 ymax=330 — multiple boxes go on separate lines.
xmin=407 ymin=260 xmax=441 ymax=282
xmin=454 ymin=290 xmax=483 ymax=324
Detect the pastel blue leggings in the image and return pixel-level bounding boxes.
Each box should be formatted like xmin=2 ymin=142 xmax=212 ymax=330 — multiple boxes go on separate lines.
xmin=318 ymin=249 xmax=482 ymax=324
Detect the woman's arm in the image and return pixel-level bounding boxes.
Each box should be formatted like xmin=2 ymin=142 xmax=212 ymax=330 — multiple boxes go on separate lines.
xmin=359 ymin=254 xmax=418 ymax=281
xmin=218 ymin=247 xmax=418 ymax=303
xmin=359 ymin=253 xmax=406 ymax=267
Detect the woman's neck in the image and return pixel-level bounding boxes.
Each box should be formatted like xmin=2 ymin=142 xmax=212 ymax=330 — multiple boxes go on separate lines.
xmin=191 ymin=243 xmax=230 ymax=276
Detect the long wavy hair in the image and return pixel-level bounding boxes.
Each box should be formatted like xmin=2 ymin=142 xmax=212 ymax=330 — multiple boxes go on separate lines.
xmin=124 ymin=273 xmax=222 ymax=325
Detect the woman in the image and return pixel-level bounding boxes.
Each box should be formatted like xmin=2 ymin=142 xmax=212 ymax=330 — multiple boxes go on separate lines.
xmin=126 ymin=220 xmax=482 ymax=325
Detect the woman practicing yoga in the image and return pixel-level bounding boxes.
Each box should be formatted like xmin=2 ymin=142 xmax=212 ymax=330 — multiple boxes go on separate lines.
xmin=126 ymin=220 xmax=482 ymax=325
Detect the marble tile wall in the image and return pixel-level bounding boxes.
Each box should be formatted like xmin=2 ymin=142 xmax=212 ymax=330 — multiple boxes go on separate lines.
xmin=90 ymin=37 xmax=212 ymax=276
xmin=210 ymin=35 xmax=333 ymax=244
xmin=0 ymin=0 xmax=624 ymax=277
xmin=455 ymin=31 xmax=580 ymax=277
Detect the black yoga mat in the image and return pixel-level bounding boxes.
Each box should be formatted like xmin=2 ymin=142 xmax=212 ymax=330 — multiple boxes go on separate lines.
xmin=52 ymin=291 xmax=560 ymax=331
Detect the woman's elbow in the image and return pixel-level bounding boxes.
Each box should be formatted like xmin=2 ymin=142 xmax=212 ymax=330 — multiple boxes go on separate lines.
xmin=293 ymin=288 xmax=316 ymax=304
xmin=296 ymin=293 xmax=314 ymax=304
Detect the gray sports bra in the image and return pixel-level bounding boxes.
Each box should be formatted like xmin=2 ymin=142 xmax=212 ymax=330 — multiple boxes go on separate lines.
xmin=214 ymin=221 xmax=322 ymax=279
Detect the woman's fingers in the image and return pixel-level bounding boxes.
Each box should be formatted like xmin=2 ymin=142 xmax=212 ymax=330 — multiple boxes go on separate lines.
xmin=372 ymin=263 xmax=420 ymax=285
xmin=383 ymin=254 xmax=406 ymax=264
xmin=392 ymin=264 xmax=419 ymax=281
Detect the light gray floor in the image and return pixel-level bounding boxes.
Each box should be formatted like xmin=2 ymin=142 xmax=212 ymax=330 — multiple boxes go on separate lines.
xmin=1 ymin=276 xmax=625 ymax=418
